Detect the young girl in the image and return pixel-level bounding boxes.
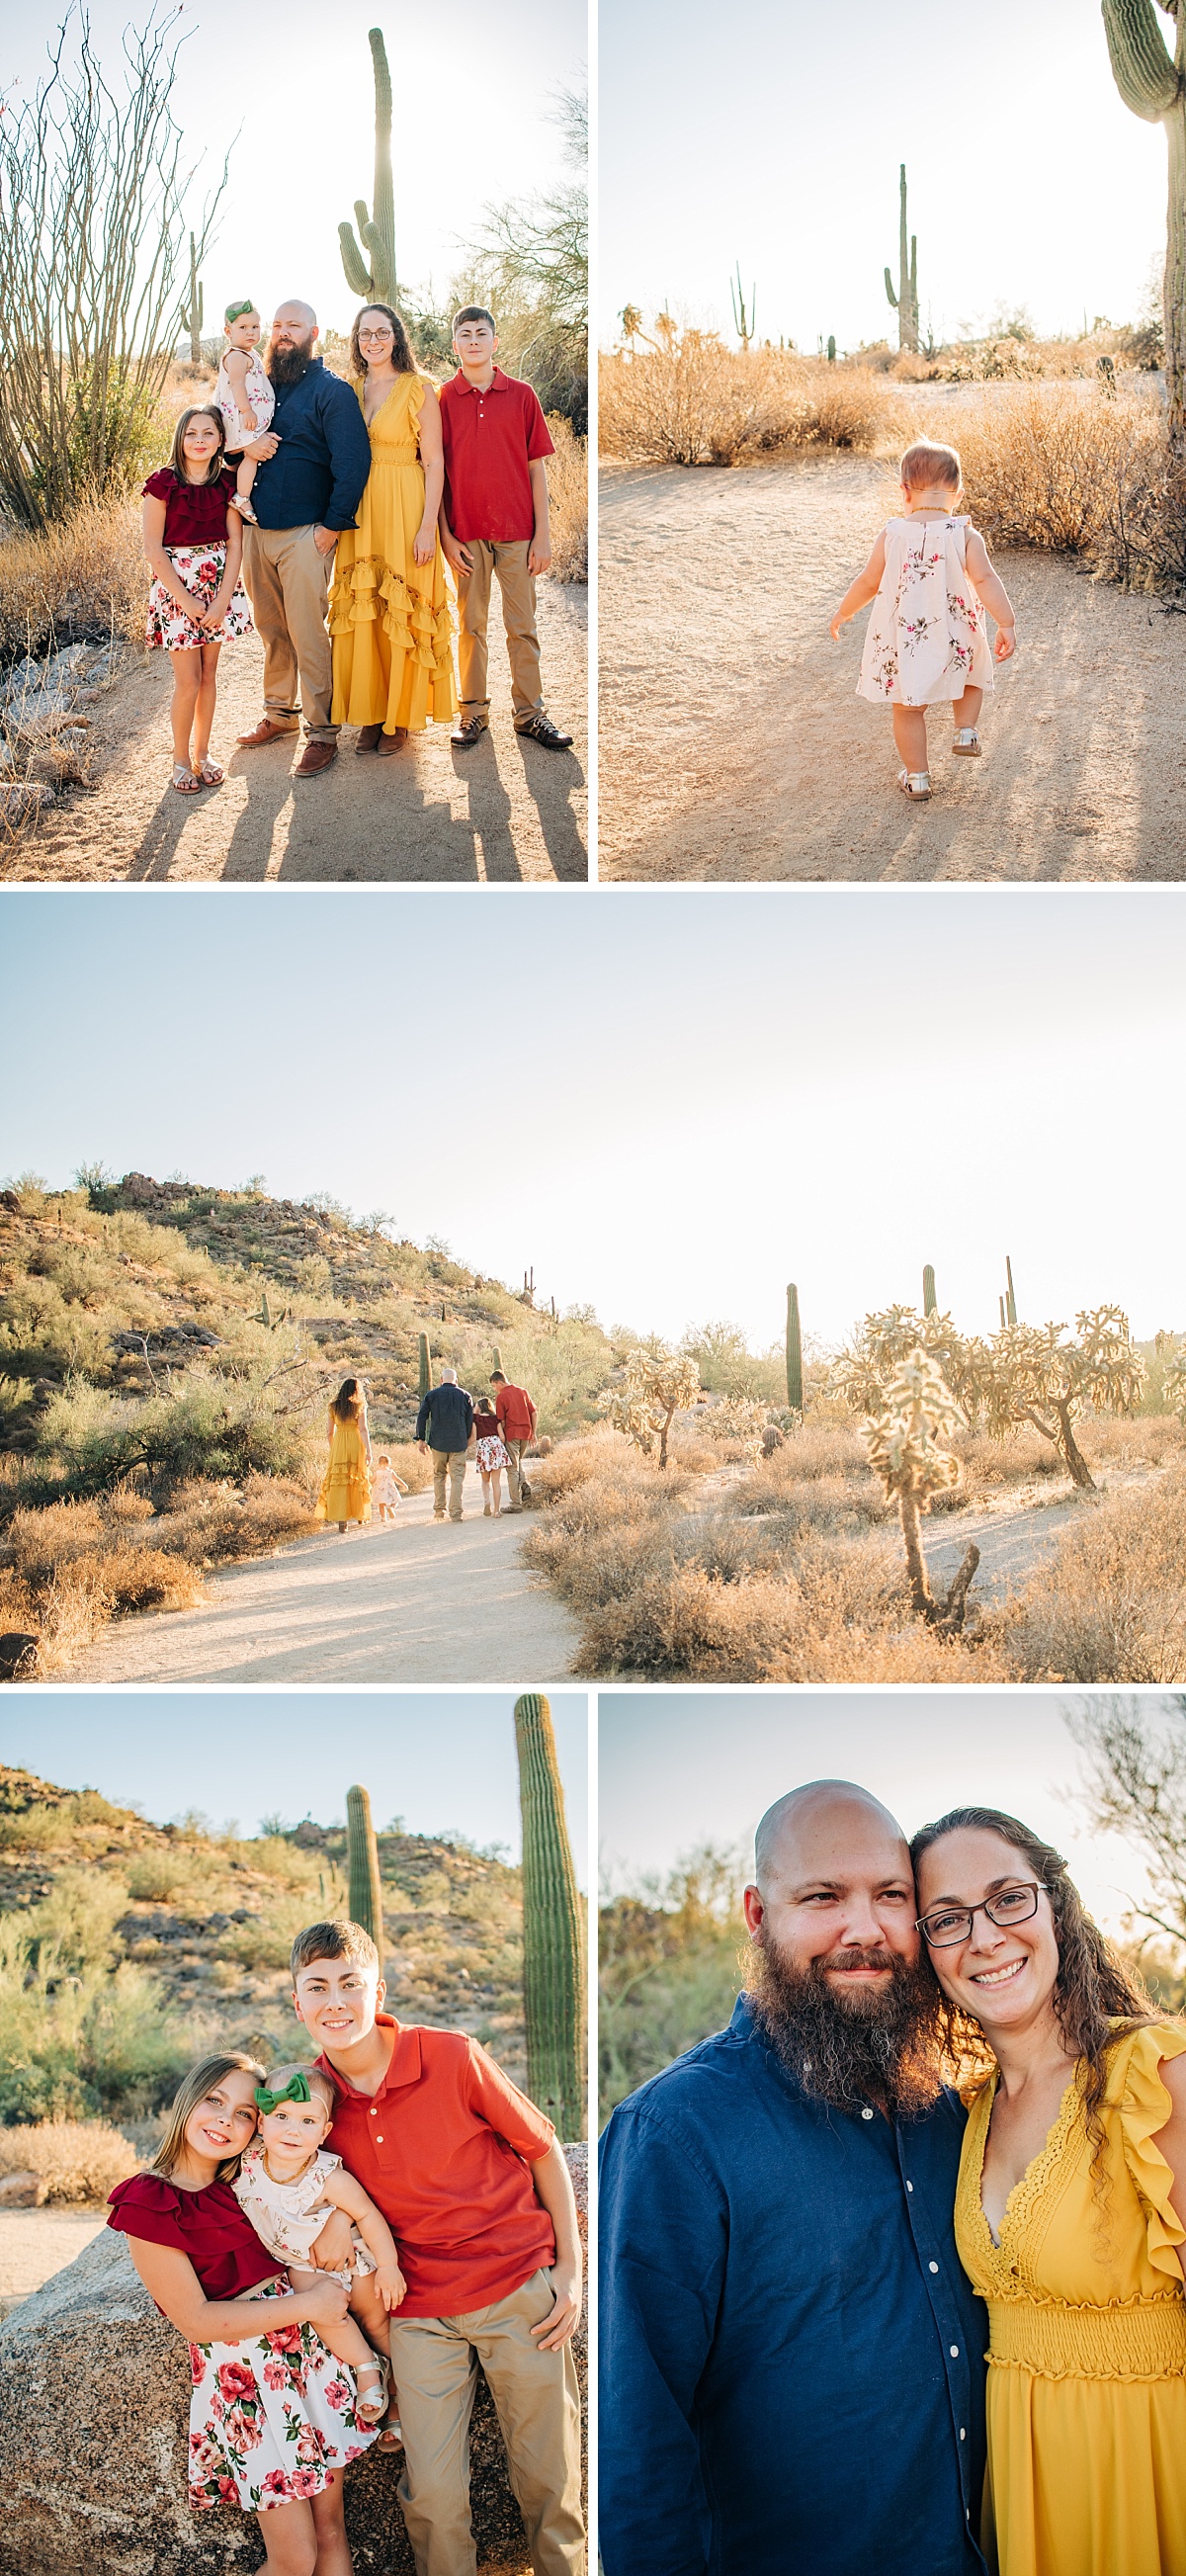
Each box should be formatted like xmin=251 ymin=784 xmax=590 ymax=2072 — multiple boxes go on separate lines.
xmin=830 ymin=439 xmax=1017 ymax=802
xmin=315 ymin=1376 xmax=372 ymax=1533
xmin=473 ymin=1394 xmax=511 ymax=1516
xmin=107 ymin=2050 xmax=377 ymax=2553
xmin=142 ymin=405 xmax=254 ymax=795
xmin=372 ymin=1452 xmax=409 ymax=1522
xmin=212 ymin=301 xmax=276 ymax=525
xmin=232 ymin=2063 xmax=404 ymax=2435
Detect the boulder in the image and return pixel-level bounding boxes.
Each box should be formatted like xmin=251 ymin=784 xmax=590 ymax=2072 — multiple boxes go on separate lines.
xmin=0 ymin=2170 xmax=45 ymax=2207
xmin=0 ymin=2142 xmax=586 ymax=2576
xmin=0 ymin=1634 xmax=40 ymax=1682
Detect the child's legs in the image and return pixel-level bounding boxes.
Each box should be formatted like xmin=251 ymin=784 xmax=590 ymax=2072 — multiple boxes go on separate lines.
xmin=236 ymin=455 xmax=258 ymax=497
xmin=309 ymin=2469 xmax=353 ymax=2576
xmin=493 ymin=543 xmax=544 ymax=722
xmin=891 ymin=704 xmax=929 ymax=771
xmin=193 ymin=641 xmax=221 ymax=760
xmin=490 ymin=1469 xmax=503 ymax=1512
xmin=169 ymin=645 xmax=202 ymax=762
xmin=287 ymin=2263 xmax=382 ymax=2382
xmin=456 ymin=541 xmax=494 ymax=713
xmin=349 ymin=2269 xmax=392 ymax=2361
xmin=952 ymin=684 xmax=983 ymax=729
xmin=257 ymin=2493 xmax=320 ymax=2576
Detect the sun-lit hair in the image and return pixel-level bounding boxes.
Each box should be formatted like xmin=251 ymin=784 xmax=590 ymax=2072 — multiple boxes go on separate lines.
xmin=899 ymin=439 xmax=962 ymax=495
xmin=330 ymin=1377 xmax=364 ymax=1424
xmin=349 ymin=301 xmax=416 ymax=381
xmin=258 ymin=2060 xmax=336 ymax=2116
xmin=152 ymin=2050 xmax=266 ymax=2183
xmin=454 ymin=304 xmax=496 ymax=335
xmin=169 ymin=406 xmax=226 ymax=486
xmin=291 ymin=1917 xmax=380 ymax=1979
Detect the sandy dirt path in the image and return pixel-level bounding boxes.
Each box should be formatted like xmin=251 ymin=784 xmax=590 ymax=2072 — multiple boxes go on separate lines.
xmin=599 ymin=456 xmax=1186 ymax=880
xmin=8 ymin=586 xmax=587 ymax=883
xmin=0 ymin=2210 xmax=106 ymax=2310
xmin=66 ymin=1477 xmax=579 ymax=1685
xmin=923 ymin=1492 xmax=1089 ymax=1603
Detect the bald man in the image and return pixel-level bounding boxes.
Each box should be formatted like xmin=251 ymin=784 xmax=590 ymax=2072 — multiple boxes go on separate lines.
xmin=598 ymin=1780 xmax=988 ymax=2576
xmin=234 ymin=301 xmax=371 ymax=776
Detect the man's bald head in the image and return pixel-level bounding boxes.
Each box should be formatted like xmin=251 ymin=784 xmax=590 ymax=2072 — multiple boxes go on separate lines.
xmin=275 ymin=300 xmax=316 ymax=331
xmin=754 ymin=1780 xmax=908 ymax=1896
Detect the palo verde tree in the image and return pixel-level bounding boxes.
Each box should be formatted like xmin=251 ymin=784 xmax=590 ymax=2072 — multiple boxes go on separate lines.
xmin=860 ymin=1346 xmax=979 ymax=1630
xmin=0 ymin=7 xmax=230 ymax=530
xmin=600 ymin=1344 xmax=702 ymax=1468
xmin=1102 ymin=0 xmax=1186 ymax=443
xmin=981 ymin=1308 xmax=1146 ymax=1490
xmin=339 ymin=28 xmax=397 ymax=306
xmin=514 ymin=1692 xmax=585 ymax=2139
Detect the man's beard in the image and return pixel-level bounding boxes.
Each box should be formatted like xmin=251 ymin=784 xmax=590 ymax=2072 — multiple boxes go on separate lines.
xmin=268 ymin=335 xmax=313 ymax=386
xmin=745 ymin=1936 xmax=943 ymax=2120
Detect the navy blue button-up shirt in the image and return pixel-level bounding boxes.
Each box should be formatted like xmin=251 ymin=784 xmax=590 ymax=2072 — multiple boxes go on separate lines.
xmin=247 ymin=358 xmax=372 ymax=533
xmin=599 ymin=1995 xmax=987 ymax=2576
xmin=415 ymin=1381 xmax=474 ymax=1451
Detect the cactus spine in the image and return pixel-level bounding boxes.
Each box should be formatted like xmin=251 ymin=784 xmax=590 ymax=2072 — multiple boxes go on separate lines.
xmin=346 ymin=1783 xmax=383 ymax=1951
xmin=885 ymin=164 xmax=919 ymax=352
xmin=514 ymin=1694 xmax=585 ymax=2139
xmin=1102 ymin=0 xmax=1186 ymax=445
xmin=922 ymin=1264 xmax=937 ymax=1317
xmin=339 ymin=29 xmax=398 ymax=304
xmin=1005 ymin=1255 xmax=1017 ymax=1328
xmin=180 ymin=232 xmax=204 ymax=365
xmin=418 ymin=1331 xmax=433 ymax=1403
xmin=786 ymin=1283 xmax=804 ymax=1413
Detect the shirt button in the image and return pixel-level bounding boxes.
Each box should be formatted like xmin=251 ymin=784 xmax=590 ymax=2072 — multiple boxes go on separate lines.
xmin=860 ymin=2106 xmax=874 ymax=2120
xmin=960 ymin=2429 xmax=966 ymax=2442
xmin=929 ymin=2262 xmax=939 ymax=2274
xmin=905 ymin=2180 xmax=913 ymax=2192
xmin=376 ymin=2136 xmax=383 ymax=2143
xmin=950 ymin=2346 xmax=960 ymax=2358
xmin=371 ymin=2108 xmax=378 ymax=2115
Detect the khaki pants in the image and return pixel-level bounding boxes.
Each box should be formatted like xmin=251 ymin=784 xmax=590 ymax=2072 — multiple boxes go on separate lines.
xmin=503 ymin=1438 xmax=532 ymax=1510
xmin=431 ymin=1448 xmax=467 ymax=1520
xmin=456 ymin=540 xmax=544 ymax=724
xmin=242 ymin=523 xmax=336 ymax=738
xmin=387 ymin=2270 xmax=584 ymax=2576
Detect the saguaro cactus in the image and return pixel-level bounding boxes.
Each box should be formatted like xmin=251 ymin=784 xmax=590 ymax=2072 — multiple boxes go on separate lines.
xmin=1102 ymin=0 xmax=1186 ymax=444
xmin=346 ymin=1783 xmax=384 ymax=1951
xmin=786 ymin=1283 xmax=804 ymax=1413
xmin=923 ymin=1264 xmax=937 ymax=1317
xmin=826 ymin=334 xmax=837 ymax=363
xmin=418 ymin=1331 xmax=433 ymax=1404
xmin=514 ymin=1694 xmax=585 ymax=2139
xmin=491 ymin=1345 xmax=503 ymax=1375
xmin=730 ymin=262 xmax=756 ymax=351
xmin=885 ymin=164 xmax=920 ymax=352
xmin=1005 ymin=1255 xmax=1017 ymax=1328
xmin=180 ymin=232 xmax=204 ymax=366
xmin=339 ymin=29 xmax=398 ymax=305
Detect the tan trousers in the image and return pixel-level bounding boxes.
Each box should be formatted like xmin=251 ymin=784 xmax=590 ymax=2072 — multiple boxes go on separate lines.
xmin=387 ymin=2270 xmax=584 ymax=2576
xmin=503 ymin=1438 xmax=531 ymax=1510
xmin=456 ymin=540 xmax=544 ymax=723
xmin=242 ymin=523 xmax=336 ymax=738
xmin=431 ymin=1448 xmax=467 ymax=1519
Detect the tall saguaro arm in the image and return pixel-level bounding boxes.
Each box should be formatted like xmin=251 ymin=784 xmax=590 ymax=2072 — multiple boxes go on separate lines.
xmin=1101 ymin=0 xmax=1186 ymax=440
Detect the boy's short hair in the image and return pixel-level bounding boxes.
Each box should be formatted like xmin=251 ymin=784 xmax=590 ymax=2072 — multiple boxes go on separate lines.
xmin=454 ymin=304 xmax=496 ymax=335
xmin=490 ymin=1370 xmax=507 ymax=1383
xmin=899 ymin=439 xmax=962 ymax=493
xmin=291 ymin=1918 xmax=380 ymax=1978
xmin=261 ymin=2059 xmax=336 ymax=2114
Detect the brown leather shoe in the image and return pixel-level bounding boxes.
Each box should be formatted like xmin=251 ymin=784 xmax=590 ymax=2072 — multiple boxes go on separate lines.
xmin=451 ymin=714 xmax=489 ymax=748
xmin=354 ymin=724 xmax=383 ymax=754
xmin=295 ymin=740 xmax=338 ymax=777
xmin=377 ymin=727 xmax=407 ymax=756
xmin=237 ymin=717 xmax=299 ymax=748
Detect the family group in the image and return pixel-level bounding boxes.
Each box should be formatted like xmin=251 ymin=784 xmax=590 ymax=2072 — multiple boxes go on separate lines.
xmin=315 ymin=1368 xmax=539 ymax=1533
xmin=109 ymin=1916 xmax=584 ymax=2576
xmin=600 ymin=1782 xmax=1186 ymax=2576
xmin=141 ymin=300 xmax=573 ymax=796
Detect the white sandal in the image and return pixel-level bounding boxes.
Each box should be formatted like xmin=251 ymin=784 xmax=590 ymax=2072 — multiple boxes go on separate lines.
xmin=230 ymin=492 xmax=259 ymax=523
xmin=896 ymin=767 xmax=932 ymax=801
xmin=952 ymin=729 xmax=981 ymax=757
xmin=355 ymin=2356 xmax=390 ymax=2425
xmin=172 ymin=762 xmax=202 ymax=794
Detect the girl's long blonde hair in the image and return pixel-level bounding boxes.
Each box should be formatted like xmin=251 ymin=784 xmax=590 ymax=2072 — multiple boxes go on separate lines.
xmin=152 ymin=2050 xmax=266 ymax=2184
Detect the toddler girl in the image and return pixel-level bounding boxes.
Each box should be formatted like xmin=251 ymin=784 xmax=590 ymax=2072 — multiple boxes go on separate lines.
xmin=212 ymin=301 xmax=276 ymax=525
xmin=233 ymin=2063 xmax=404 ymax=2430
xmin=141 ymin=405 xmax=254 ymax=794
xmin=473 ymin=1395 xmax=511 ymax=1516
xmin=830 ymin=439 xmax=1016 ymax=801
xmin=372 ymin=1453 xmax=409 ymax=1522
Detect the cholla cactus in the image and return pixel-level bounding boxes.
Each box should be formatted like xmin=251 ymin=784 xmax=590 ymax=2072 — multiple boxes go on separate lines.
xmin=831 ymin=1304 xmax=987 ymax=1423
xmin=980 ymin=1306 xmax=1145 ymax=1491
xmin=600 ymin=1344 xmax=703 ymax=1468
xmin=863 ymin=1346 xmax=969 ymax=1622
xmin=1164 ymin=1342 xmax=1186 ymax=1416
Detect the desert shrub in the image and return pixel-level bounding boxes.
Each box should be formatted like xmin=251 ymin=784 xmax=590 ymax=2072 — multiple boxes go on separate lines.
xmin=577 ymin=1552 xmax=1001 ymax=1681
xmin=600 ymin=334 xmax=894 ymax=467
xmin=0 ymin=2117 xmax=140 ymax=2201
xmin=0 ymin=496 xmax=146 ymax=661
xmin=913 ymin=381 xmax=1163 ymax=558
xmin=19 ymin=1364 xmax=314 ymax=1508
xmin=21 ymin=1867 xmax=128 ymax=1970
xmin=0 ymin=1928 xmax=192 ymax=2121
xmin=126 ymin=1849 xmax=209 ymax=1904
xmin=999 ymin=1468 xmax=1186 ymax=1682
xmin=544 ymin=416 xmax=587 ymax=583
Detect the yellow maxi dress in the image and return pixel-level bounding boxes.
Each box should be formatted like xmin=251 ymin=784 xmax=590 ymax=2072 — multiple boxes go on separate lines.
xmin=329 ymin=374 xmax=456 ymax=734
xmin=315 ymin=1415 xmax=372 ymax=1525
xmin=956 ymin=2023 xmax=1186 ymax=2576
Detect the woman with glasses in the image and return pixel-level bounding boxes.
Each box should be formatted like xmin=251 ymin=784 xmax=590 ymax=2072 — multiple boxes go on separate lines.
xmin=329 ymin=302 xmax=457 ymax=754
xmin=911 ymin=1805 xmax=1186 ymax=2576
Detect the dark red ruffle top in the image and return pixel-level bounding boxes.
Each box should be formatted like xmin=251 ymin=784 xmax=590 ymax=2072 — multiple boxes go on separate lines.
xmin=108 ymin=2171 xmax=281 ymax=2299
xmin=142 ymin=465 xmax=237 ymax=548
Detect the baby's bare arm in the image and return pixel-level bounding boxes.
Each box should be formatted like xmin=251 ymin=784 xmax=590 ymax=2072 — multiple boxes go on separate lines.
xmin=830 ymin=531 xmax=888 ymax=638
xmin=966 ymin=530 xmax=1016 ymax=652
xmin=223 ymin=349 xmax=250 ymax=387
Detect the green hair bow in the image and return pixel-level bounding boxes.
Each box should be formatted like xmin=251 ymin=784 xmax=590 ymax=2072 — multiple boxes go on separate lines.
xmin=255 ymin=2069 xmax=314 ymax=2113
xmin=224 ymin=299 xmax=257 ymax=326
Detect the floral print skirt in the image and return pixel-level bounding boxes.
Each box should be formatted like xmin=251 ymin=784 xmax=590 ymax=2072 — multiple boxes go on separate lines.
xmin=146 ymin=542 xmax=254 ymax=652
xmin=476 ymin=1433 xmax=510 ymax=1473
xmin=188 ymin=2277 xmax=377 ymax=2513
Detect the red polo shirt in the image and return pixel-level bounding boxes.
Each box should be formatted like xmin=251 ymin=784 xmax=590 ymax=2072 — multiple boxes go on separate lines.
xmin=495 ymin=1383 xmax=537 ymax=1442
xmin=438 ymin=369 xmax=555 ymax=544
xmin=318 ymin=2015 xmax=556 ymax=2316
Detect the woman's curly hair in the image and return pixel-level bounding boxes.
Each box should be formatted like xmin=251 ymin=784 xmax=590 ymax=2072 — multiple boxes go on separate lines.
xmin=350 ymin=302 xmax=416 ymax=381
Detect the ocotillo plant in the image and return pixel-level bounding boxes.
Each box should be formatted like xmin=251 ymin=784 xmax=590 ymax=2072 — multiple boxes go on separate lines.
xmin=923 ymin=1264 xmax=937 ymax=1317
xmin=885 ymin=164 xmax=920 ymax=352
xmin=418 ymin=1331 xmax=433 ymax=1403
xmin=180 ymin=232 xmax=204 ymax=366
xmin=786 ymin=1283 xmax=804 ymax=1413
xmin=1102 ymin=0 xmax=1186 ymax=444
xmin=514 ymin=1693 xmax=585 ymax=2139
xmin=346 ymin=1783 xmax=384 ymax=1952
xmin=339 ymin=29 xmax=398 ymax=304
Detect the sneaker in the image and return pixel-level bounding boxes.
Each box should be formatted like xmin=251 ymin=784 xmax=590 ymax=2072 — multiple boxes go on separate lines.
xmin=515 ymin=714 xmax=573 ymax=750
xmin=451 ymin=714 xmax=489 ymax=748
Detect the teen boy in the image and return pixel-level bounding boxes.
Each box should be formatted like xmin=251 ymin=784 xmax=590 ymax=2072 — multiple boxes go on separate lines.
xmin=438 ymin=307 xmax=574 ymax=752
xmin=291 ymin=1917 xmax=585 ymax=2576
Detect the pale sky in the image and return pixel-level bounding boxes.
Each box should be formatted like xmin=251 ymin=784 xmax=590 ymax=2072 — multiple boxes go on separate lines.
xmin=3 ymin=886 xmax=1184 ymax=1353
xmin=0 ymin=1691 xmax=589 ymax=1879
xmin=8 ymin=0 xmax=583 ymax=345
xmin=598 ymin=1691 xmax=1171 ymax=1940
xmin=600 ymin=0 xmax=1166 ymax=350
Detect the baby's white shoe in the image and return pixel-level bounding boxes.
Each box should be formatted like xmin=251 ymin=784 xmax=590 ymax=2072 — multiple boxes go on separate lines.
xmin=952 ymin=728 xmax=981 ymax=757
xmin=896 ymin=767 xmax=932 ymax=801
xmin=230 ymin=492 xmax=258 ymax=524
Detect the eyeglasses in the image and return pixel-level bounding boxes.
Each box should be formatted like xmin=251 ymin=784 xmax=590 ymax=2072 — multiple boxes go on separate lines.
xmin=359 ymin=327 xmax=394 ymax=343
xmin=916 ymin=1883 xmax=1042 ymax=1948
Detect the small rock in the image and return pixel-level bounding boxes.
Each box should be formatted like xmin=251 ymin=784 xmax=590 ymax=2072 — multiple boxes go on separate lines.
xmin=0 ymin=2170 xmax=45 ymax=2207
xmin=0 ymin=1634 xmax=40 ymax=1680
xmin=0 ymin=783 xmax=54 ymax=825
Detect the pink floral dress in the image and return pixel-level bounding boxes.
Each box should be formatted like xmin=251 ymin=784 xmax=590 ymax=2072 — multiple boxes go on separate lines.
xmin=858 ymin=515 xmax=994 ymax=707
xmin=142 ymin=466 xmax=254 ymax=653
xmin=188 ymin=2277 xmax=377 ymax=2512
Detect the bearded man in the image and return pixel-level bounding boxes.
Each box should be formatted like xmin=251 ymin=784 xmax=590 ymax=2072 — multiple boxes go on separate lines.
xmin=598 ymin=1780 xmax=988 ymax=2576
xmin=234 ymin=301 xmax=372 ymax=776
